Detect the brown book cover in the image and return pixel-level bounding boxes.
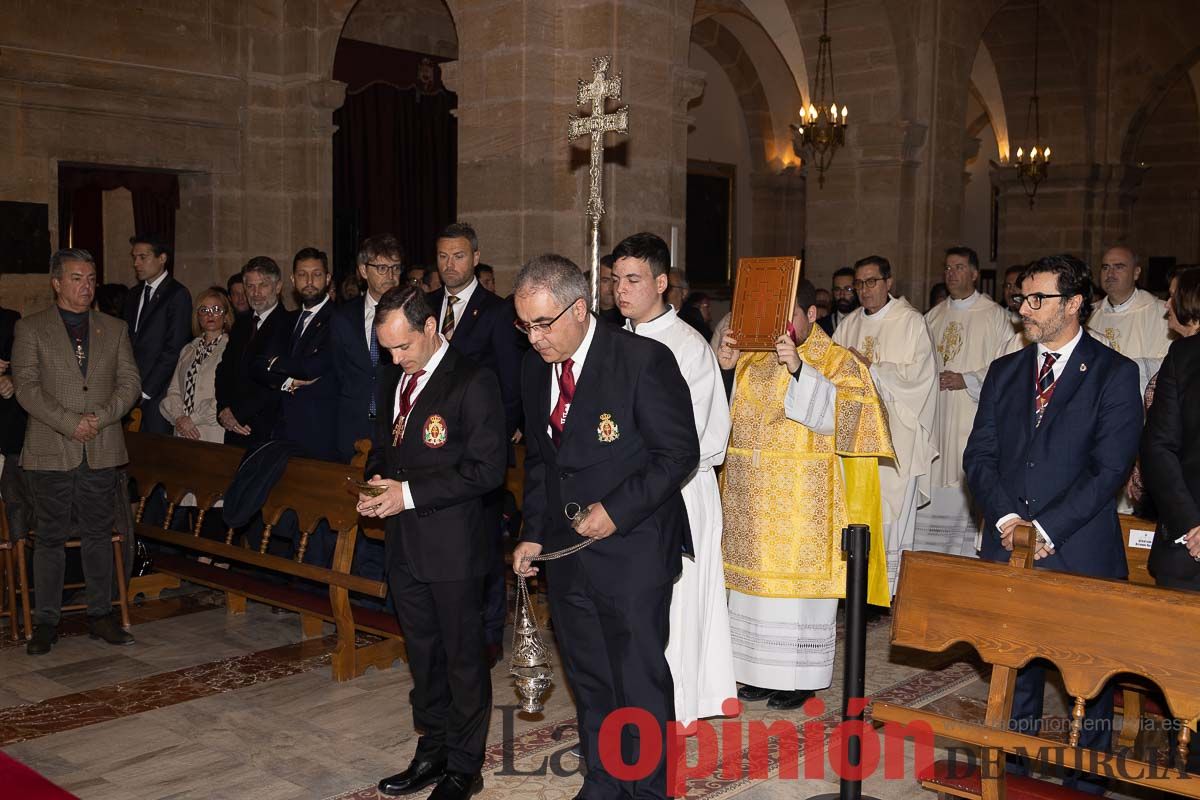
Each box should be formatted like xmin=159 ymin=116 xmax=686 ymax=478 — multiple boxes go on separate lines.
xmin=729 ymin=257 xmax=802 ymax=351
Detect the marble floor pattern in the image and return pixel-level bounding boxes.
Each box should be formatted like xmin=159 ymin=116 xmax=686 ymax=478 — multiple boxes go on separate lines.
xmin=0 ymin=588 xmax=1142 ymax=800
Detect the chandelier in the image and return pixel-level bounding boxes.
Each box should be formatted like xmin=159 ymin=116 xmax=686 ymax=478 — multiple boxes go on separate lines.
xmin=1014 ymin=0 xmax=1051 ymax=207
xmin=790 ymin=0 xmax=847 ymax=188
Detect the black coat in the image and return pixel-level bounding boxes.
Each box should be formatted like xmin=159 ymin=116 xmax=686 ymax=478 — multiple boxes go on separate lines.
xmin=426 ymin=286 xmax=525 ymax=437
xmin=260 ymin=301 xmax=339 ymax=461
xmin=364 ymin=346 xmax=507 ymax=583
xmin=214 ymin=305 xmax=292 ymax=448
xmin=123 ymin=274 xmax=193 ymax=400
xmin=0 ymin=307 xmax=26 ymax=454
xmin=330 ymin=295 xmax=379 ymax=462
xmin=1142 ymin=334 xmax=1200 ymax=586
xmin=519 ymin=320 xmax=699 ymax=592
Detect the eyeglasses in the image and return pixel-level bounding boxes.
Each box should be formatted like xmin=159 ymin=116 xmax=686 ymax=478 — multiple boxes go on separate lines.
xmin=944 ymin=263 xmax=970 ymax=274
xmin=197 ymin=306 xmax=226 ymax=315
xmin=1003 ymin=282 xmax=1020 ymax=291
xmin=514 ymin=299 xmax=582 ymax=336
xmin=832 ymin=286 xmax=856 ymax=296
xmin=366 ymin=262 xmax=402 ymax=276
xmin=1013 ymin=293 xmax=1067 ymax=310
xmin=852 ymin=277 xmax=884 ymax=291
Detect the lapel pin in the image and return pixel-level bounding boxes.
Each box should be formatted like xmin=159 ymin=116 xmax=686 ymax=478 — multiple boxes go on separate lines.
xmin=472 ymin=309 xmax=479 ymax=317
xmin=596 ymin=412 xmax=620 ymax=443
xmin=1079 ymin=363 xmax=1087 ymax=372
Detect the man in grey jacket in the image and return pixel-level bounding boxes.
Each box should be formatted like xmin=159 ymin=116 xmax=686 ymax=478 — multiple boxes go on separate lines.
xmin=12 ymin=248 xmax=142 ymax=655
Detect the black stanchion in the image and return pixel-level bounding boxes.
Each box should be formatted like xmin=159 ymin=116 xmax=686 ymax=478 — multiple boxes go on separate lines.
xmin=807 ymin=523 xmax=880 ymax=800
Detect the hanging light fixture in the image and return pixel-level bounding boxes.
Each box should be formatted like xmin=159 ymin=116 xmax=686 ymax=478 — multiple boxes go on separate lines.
xmin=790 ymin=0 xmax=848 ymax=188
xmin=1014 ymin=0 xmax=1051 ymax=207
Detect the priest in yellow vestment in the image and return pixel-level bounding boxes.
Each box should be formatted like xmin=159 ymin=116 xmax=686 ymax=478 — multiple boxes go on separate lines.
xmin=719 ymin=280 xmax=893 ymax=709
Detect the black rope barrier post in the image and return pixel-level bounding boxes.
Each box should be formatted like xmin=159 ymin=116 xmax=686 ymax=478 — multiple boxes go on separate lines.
xmin=808 ymin=523 xmax=880 ymax=800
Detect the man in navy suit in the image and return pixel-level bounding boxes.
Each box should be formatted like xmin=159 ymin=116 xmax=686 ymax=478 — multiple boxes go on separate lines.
xmin=428 ymin=223 xmax=526 ymax=664
xmin=123 ymin=234 xmax=192 ymax=434
xmin=964 ymin=253 xmax=1142 ymax=792
xmin=358 ymin=285 xmax=506 ymax=800
xmin=260 ymin=248 xmax=339 ymax=461
xmin=512 ymin=254 xmax=699 ymax=800
xmin=330 ymin=234 xmax=403 ymax=462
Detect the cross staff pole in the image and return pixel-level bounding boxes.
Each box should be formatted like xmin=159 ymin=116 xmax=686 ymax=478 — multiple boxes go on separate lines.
xmin=568 ymin=55 xmax=629 ymax=312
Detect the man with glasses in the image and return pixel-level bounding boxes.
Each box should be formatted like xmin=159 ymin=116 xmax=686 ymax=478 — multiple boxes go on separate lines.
xmin=818 ymin=266 xmax=858 ymax=336
xmin=964 ymin=254 xmax=1141 ymax=793
xmin=1088 ymin=245 xmax=1170 ymax=395
xmin=511 ymin=254 xmax=699 ymax=800
xmin=331 ymin=234 xmax=403 ymax=463
xmin=917 ymin=247 xmax=1013 ymax=557
xmin=833 ymin=255 xmax=938 ymax=596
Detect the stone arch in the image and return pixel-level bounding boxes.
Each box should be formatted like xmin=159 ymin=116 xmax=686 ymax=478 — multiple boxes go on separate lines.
xmin=1120 ymin=46 xmax=1200 ymax=165
xmin=321 ymin=0 xmax=460 ymax=82
xmin=968 ymin=40 xmax=1010 ymax=162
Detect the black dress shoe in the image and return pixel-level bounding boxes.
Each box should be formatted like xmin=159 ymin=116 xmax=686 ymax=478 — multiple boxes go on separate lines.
xmin=737 ymin=684 xmax=775 ymax=702
xmin=484 ymin=643 xmax=503 ymax=669
xmin=428 ymin=771 xmax=482 ymax=800
xmin=26 ymin=624 xmax=58 ymax=656
xmin=377 ymin=759 xmax=446 ymax=796
xmin=767 ymin=689 xmax=815 ymax=710
xmin=89 ymin=613 xmax=135 ymax=646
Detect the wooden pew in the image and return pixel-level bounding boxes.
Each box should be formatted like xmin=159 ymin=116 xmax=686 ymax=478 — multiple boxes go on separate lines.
xmin=873 ymin=525 xmax=1200 ymax=800
xmin=123 ymin=431 xmax=404 ymax=681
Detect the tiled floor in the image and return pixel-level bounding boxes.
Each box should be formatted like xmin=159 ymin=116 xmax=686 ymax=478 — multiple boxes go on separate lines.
xmin=0 ymin=587 xmax=1140 ymax=800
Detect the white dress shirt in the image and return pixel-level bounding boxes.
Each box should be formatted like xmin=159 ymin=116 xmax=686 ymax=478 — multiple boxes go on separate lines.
xmin=547 ymin=315 xmax=597 ymax=437
xmin=392 ymin=336 xmax=450 ymax=509
xmin=440 ymin=277 xmax=479 ymax=332
xmin=995 ymin=324 xmax=1085 ymax=547
xmin=363 ymin=291 xmax=380 ymax=347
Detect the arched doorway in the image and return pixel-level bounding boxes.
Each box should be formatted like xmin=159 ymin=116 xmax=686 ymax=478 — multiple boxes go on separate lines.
xmin=331 ymin=0 xmax=459 ymax=287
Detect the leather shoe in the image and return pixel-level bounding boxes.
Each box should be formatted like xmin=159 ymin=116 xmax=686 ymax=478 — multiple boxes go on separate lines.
xmin=767 ymin=689 xmax=814 ymax=710
xmin=88 ymin=614 xmax=135 ymax=646
xmin=428 ymin=771 xmax=482 ymax=800
xmin=484 ymin=643 xmax=503 ymax=669
xmin=26 ymin=624 xmax=58 ymax=656
xmin=377 ymin=759 xmax=446 ymax=796
xmin=737 ymin=684 xmax=775 ymax=702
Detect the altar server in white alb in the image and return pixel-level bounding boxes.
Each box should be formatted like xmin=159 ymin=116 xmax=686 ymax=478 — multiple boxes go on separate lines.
xmin=611 ymin=232 xmax=737 ymax=726
xmin=833 ymin=255 xmax=938 ymax=593
xmin=1088 ymin=245 xmax=1172 ymax=393
xmin=917 ymin=247 xmax=1014 ymax=556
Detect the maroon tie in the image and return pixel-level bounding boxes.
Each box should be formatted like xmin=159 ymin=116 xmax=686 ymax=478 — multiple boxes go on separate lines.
xmin=1034 ymin=352 xmax=1059 ymax=427
xmin=392 ymin=369 xmax=426 ymax=445
xmin=549 ymin=358 xmax=575 ymax=447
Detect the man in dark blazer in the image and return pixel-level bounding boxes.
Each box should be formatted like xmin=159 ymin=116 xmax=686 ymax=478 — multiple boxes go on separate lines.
xmin=357 ymin=285 xmax=506 ymax=800
xmin=428 ymin=223 xmax=526 ymax=663
xmin=260 ymin=248 xmax=339 ymax=461
xmin=0 ymin=301 xmax=30 ymax=541
xmin=123 ymin=234 xmax=192 ymax=434
xmin=964 ymin=253 xmax=1142 ymax=792
xmin=330 ymin=234 xmax=403 ymax=463
xmin=512 ymin=254 xmax=700 ymax=800
xmin=214 ymin=257 xmax=291 ymax=448
xmin=1142 ymin=334 xmax=1200 ymax=592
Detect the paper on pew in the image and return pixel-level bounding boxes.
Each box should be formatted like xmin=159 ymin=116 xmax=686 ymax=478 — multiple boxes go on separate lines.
xmin=1127 ymin=528 xmax=1154 ymax=549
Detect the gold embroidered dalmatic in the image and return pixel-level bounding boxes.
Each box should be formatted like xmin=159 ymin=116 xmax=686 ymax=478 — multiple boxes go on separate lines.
xmin=721 ymin=326 xmax=894 ymax=605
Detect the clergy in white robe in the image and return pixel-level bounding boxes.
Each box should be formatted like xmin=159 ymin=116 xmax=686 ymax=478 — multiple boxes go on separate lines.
xmin=1088 ymin=247 xmax=1172 ymax=394
xmin=916 ymin=248 xmax=1014 ymax=556
xmin=719 ymin=281 xmax=892 ymax=705
xmin=833 ymin=257 xmax=938 ymax=594
xmin=612 ymin=233 xmax=736 ymax=725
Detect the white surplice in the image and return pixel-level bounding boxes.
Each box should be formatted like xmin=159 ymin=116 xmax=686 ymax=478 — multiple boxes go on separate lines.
xmin=727 ymin=362 xmax=842 ymax=691
xmin=1088 ymin=288 xmax=1172 ymax=394
xmin=917 ymin=292 xmax=1013 ymax=556
xmin=627 ymin=308 xmax=737 ymax=724
xmin=834 ymin=296 xmax=938 ymax=593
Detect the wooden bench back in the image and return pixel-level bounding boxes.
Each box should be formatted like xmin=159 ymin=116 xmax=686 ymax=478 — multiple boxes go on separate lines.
xmin=124 ymin=432 xmax=243 ymax=512
xmin=1121 ymin=513 xmax=1155 ymax=587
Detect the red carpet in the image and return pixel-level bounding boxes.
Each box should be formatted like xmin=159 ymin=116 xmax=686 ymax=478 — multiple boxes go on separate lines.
xmin=0 ymin=751 xmax=78 ymax=799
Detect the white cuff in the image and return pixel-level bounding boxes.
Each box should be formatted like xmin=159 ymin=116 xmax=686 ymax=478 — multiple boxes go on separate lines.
xmin=281 ymin=378 xmax=294 ymax=393
xmin=141 ymin=392 xmax=151 ymax=401
xmin=401 ymin=481 xmax=415 ymax=510
xmin=995 ymin=513 xmax=1054 ymax=549
xmin=996 ymin=513 xmax=1021 ymax=533
xmin=962 ymin=370 xmax=985 ymax=402
xmin=1032 ymin=519 xmax=1054 ymax=549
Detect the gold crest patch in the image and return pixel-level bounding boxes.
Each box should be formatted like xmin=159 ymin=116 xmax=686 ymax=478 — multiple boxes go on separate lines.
xmin=423 ymin=414 xmax=448 ymax=448
xmin=596 ymin=413 xmax=620 ymax=443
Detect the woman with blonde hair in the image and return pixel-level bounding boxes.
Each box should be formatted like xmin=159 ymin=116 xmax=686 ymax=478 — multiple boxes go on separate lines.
xmin=159 ymin=287 xmax=232 ymax=442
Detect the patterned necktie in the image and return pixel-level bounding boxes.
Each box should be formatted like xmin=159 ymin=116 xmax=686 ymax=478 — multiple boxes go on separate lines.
xmin=549 ymin=358 xmax=575 ymax=447
xmin=392 ymin=369 xmax=427 ymax=445
xmin=367 ymin=323 xmax=380 ymax=417
xmin=442 ymin=295 xmax=459 ymax=340
xmin=1034 ymin=351 xmax=1059 ymax=427
xmin=135 ymin=283 xmax=152 ymax=333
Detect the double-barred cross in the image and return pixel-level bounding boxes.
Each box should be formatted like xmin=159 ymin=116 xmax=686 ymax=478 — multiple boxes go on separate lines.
xmin=568 ymin=55 xmax=629 ymax=222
